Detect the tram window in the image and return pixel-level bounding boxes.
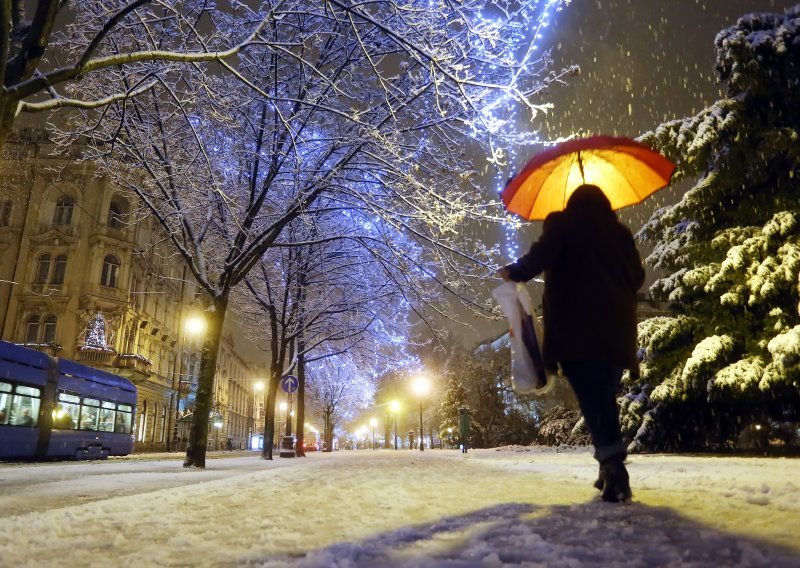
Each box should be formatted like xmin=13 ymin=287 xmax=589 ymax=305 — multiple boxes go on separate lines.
xmin=11 ymin=385 xmax=40 ymax=427
xmin=0 ymin=381 xmax=11 ymax=424
xmin=80 ymin=398 xmax=100 ymax=431
xmin=115 ymin=404 xmax=133 ymax=433
xmin=55 ymin=392 xmax=80 ymax=430
xmin=98 ymin=401 xmax=116 ymax=432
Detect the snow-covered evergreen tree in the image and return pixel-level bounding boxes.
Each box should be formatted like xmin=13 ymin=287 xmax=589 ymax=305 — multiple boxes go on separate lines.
xmin=625 ymin=7 xmax=800 ymax=452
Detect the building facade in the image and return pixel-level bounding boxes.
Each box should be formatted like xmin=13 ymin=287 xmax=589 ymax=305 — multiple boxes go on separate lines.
xmin=0 ymin=128 xmax=256 ymax=452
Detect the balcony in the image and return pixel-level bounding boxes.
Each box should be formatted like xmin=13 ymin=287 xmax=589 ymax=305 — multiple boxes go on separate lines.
xmin=82 ymin=283 xmax=128 ymax=303
xmin=29 ymin=283 xmax=65 ymax=296
xmin=76 ymin=346 xmax=117 ymax=366
xmin=18 ymin=343 xmax=62 ymax=357
xmin=115 ymin=353 xmax=152 ymax=373
xmin=50 ymin=224 xmax=77 ymax=238
xmin=89 ymin=224 xmax=131 ymax=245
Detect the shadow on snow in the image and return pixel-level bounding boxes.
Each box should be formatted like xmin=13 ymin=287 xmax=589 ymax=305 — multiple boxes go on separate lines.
xmin=239 ymin=501 xmax=799 ymax=568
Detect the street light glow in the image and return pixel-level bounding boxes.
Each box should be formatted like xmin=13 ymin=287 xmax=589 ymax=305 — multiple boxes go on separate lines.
xmin=254 ymin=381 xmax=264 ymax=391
xmin=370 ymin=417 xmax=378 ymax=427
xmin=390 ymin=400 xmax=400 ymax=413
xmin=412 ymin=376 xmax=430 ymax=396
xmin=185 ymin=314 xmax=207 ymax=336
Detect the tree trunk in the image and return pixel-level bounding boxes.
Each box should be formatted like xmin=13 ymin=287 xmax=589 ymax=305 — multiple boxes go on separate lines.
xmin=183 ymin=294 xmax=228 ymax=468
xmin=384 ymin=419 xmax=392 ymax=449
xmin=261 ymin=369 xmax=280 ymax=460
xmin=295 ymin=344 xmax=306 ymax=457
xmin=324 ymin=411 xmax=334 ymax=452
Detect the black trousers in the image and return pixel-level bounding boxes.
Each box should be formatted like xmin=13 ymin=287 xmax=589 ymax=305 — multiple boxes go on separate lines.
xmin=561 ymin=361 xmax=627 ymax=463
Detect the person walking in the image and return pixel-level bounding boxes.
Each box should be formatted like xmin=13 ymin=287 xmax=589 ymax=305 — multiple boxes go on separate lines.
xmin=498 ymin=184 xmax=645 ymax=503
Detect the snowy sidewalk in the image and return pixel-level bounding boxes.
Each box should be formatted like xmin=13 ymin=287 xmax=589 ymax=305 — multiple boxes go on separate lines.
xmin=0 ymin=448 xmax=798 ymax=567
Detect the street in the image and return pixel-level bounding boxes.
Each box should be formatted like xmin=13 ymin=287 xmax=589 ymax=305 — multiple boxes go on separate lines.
xmin=0 ymin=448 xmax=798 ymax=567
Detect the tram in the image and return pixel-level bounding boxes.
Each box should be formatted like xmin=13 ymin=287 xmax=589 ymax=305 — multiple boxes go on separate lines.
xmin=0 ymin=340 xmax=136 ymax=460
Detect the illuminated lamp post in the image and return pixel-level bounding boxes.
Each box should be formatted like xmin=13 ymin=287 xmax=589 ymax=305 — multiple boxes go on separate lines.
xmin=390 ymin=400 xmax=400 ymax=450
xmin=171 ymin=313 xmax=206 ymax=452
xmin=411 ymin=376 xmax=431 ymax=452
xmin=251 ymin=381 xmax=264 ymax=450
xmin=370 ymin=417 xmax=378 ymax=450
xmin=278 ymin=402 xmax=288 ymax=448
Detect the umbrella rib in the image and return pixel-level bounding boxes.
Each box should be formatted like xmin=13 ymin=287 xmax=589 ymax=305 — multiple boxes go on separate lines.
xmin=594 ymin=149 xmax=642 ymax=204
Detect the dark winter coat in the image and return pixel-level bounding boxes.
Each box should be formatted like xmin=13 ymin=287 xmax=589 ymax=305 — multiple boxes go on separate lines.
xmin=504 ymin=187 xmax=645 ymax=373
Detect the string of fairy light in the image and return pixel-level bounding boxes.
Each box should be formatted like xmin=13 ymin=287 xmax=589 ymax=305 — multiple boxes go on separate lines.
xmin=482 ymin=0 xmax=566 ymax=262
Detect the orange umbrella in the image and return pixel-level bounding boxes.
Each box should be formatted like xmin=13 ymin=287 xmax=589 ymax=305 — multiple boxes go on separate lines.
xmin=502 ymin=135 xmax=675 ymax=221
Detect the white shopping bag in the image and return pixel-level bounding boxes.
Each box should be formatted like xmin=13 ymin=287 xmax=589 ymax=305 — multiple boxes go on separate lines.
xmin=492 ymin=281 xmax=550 ymax=394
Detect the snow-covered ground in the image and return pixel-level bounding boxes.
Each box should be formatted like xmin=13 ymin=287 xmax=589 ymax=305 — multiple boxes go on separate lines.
xmin=0 ymin=447 xmax=798 ymax=567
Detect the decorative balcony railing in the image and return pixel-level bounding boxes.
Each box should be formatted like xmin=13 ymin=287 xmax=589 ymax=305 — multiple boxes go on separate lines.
xmin=115 ymin=353 xmax=152 ymax=373
xmin=83 ymin=283 xmax=128 ymax=303
xmin=29 ymin=283 xmax=65 ymax=296
xmin=18 ymin=343 xmax=62 ymax=357
xmin=49 ymin=223 xmax=77 ymax=237
xmin=76 ymin=346 xmax=117 ymax=366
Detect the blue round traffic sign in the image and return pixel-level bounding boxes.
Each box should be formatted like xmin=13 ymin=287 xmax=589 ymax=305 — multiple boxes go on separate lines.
xmin=280 ymin=375 xmax=299 ymax=394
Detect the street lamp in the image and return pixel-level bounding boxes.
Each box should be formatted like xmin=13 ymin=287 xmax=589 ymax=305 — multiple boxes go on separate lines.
xmin=184 ymin=314 xmax=207 ymax=336
xmin=279 ymin=402 xmax=288 ymax=448
xmin=389 ymin=400 xmax=400 ymax=450
xmin=213 ymin=414 xmax=223 ymax=450
xmin=370 ymin=417 xmax=378 ymax=450
xmin=251 ymin=381 xmax=264 ymax=450
xmin=172 ymin=313 xmax=206 ymax=452
xmin=411 ymin=376 xmax=430 ymax=452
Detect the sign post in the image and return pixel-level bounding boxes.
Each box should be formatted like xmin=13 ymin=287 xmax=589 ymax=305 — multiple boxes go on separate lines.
xmin=279 ymin=375 xmax=298 ymax=458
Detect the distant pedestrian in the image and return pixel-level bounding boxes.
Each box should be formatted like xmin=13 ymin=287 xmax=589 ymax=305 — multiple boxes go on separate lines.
xmin=499 ymin=184 xmax=645 ymax=502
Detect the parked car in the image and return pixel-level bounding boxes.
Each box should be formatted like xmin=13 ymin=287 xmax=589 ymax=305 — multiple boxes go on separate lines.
xmin=303 ymin=441 xmax=318 ymax=452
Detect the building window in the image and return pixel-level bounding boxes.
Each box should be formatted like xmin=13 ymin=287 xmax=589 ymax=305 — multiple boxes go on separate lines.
xmin=42 ymin=315 xmax=57 ymax=344
xmin=0 ymin=200 xmax=11 ymax=227
xmin=100 ymin=255 xmax=120 ymax=287
xmin=22 ymin=313 xmax=58 ymax=344
xmin=53 ymin=196 xmax=74 ymax=226
xmin=24 ymin=315 xmax=40 ymax=343
xmin=51 ymin=254 xmax=67 ymax=285
xmin=34 ymin=254 xmax=51 ymax=284
xmin=108 ymin=199 xmax=127 ymax=229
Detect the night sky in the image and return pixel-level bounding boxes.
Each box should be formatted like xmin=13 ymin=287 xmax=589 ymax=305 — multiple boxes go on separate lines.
xmin=543 ymin=0 xmax=793 ymax=139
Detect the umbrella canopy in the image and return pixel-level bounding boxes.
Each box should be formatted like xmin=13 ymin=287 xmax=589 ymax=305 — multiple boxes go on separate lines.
xmin=502 ymin=135 xmax=675 ymax=221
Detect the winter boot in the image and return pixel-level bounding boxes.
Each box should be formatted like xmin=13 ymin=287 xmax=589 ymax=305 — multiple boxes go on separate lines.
xmin=600 ymin=456 xmax=632 ymax=503
xmin=593 ymin=464 xmax=604 ymax=491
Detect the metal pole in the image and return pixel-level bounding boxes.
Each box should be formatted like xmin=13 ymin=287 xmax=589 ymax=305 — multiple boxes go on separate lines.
xmin=171 ymin=345 xmax=184 ymax=452
xmin=394 ymin=416 xmax=398 ymax=450
xmin=419 ymin=398 xmax=424 ymax=452
xmin=285 ymin=394 xmax=292 ymax=436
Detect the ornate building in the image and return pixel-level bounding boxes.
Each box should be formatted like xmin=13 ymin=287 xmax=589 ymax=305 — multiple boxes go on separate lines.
xmin=0 ymin=128 xmax=257 ymax=452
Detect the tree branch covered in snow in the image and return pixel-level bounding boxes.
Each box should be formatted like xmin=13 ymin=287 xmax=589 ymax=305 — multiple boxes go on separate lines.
xmin=50 ymin=0 xmax=568 ymax=465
